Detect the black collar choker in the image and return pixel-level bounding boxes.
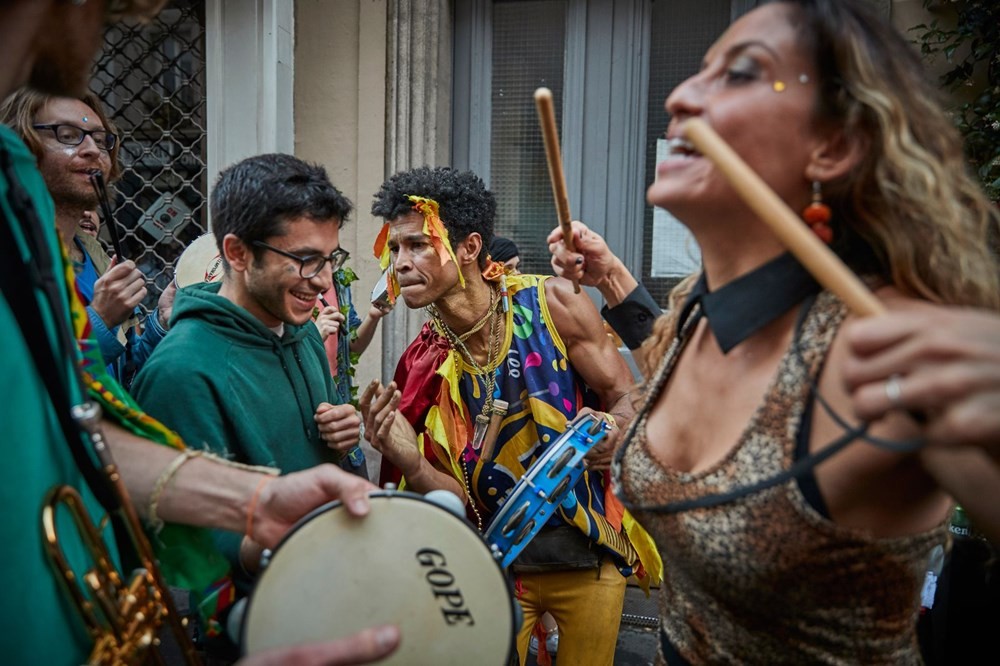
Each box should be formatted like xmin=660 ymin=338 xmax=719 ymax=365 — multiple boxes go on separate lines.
xmin=679 ymin=252 xmax=821 ymax=354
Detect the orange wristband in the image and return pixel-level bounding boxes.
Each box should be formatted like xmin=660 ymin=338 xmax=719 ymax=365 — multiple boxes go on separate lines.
xmin=246 ymin=475 xmax=275 ymax=541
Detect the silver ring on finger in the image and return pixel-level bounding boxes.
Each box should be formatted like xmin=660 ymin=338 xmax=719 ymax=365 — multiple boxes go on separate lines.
xmin=884 ymin=374 xmax=904 ymax=409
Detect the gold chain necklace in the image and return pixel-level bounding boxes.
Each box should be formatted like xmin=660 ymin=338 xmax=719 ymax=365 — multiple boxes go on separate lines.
xmin=427 ymin=286 xmax=504 ymax=531
xmin=428 ymin=285 xmax=503 ymax=422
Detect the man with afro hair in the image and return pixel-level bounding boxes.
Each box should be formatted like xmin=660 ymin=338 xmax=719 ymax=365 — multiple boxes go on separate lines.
xmin=363 ymin=166 xmax=661 ymax=666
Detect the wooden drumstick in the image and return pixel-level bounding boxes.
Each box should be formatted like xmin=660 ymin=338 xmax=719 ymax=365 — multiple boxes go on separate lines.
xmin=681 ymin=118 xmax=885 ymax=317
xmin=534 ymin=87 xmax=581 ymax=294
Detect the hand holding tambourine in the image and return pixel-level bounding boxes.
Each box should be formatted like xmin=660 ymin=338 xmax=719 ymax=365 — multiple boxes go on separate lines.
xmin=576 ymin=408 xmax=620 ymax=471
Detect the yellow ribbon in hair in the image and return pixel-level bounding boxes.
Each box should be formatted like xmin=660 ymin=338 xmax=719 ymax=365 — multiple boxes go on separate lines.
xmin=370 ymin=226 xmax=400 ymax=303
xmin=386 ymin=264 xmax=400 ymax=304
xmin=372 ymin=222 xmax=392 ymax=270
xmin=408 ymin=195 xmax=465 ymax=288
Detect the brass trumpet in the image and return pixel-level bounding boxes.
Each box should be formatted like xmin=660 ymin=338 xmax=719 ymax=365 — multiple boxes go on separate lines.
xmin=42 ymin=402 xmax=200 ymax=665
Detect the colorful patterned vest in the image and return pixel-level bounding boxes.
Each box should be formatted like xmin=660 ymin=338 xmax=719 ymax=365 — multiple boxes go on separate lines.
xmin=458 ymin=274 xmax=642 ymax=572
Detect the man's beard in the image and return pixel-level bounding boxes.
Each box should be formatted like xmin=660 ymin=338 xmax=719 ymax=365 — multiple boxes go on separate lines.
xmin=52 ymin=184 xmax=100 ymax=212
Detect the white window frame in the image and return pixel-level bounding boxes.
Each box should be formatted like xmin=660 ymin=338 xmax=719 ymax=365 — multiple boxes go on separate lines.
xmin=205 ymin=0 xmax=294 ymax=197
xmin=453 ymin=0 xmax=652 ymax=283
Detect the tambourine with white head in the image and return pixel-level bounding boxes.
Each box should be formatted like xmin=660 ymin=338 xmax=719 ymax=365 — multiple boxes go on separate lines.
xmin=173 ymin=233 xmax=223 ymax=288
xmin=240 ymin=489 xmax=516 ymax=664
xmin=484 ymin=412 xmax=611 ymax=568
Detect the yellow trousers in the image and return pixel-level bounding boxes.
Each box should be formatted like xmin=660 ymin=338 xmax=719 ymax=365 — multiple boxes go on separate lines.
xmin=514 ymin=560 xmax=626 ymax=666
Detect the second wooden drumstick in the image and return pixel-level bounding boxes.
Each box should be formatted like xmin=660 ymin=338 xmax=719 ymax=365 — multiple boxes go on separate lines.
xmin=681 ymin=117 xmax=885 ymax=317
xmin=534 ymin=87 xmax=581 ymax=294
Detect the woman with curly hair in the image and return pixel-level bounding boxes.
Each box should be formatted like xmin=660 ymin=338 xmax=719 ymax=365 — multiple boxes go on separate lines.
xmin=549 ymin=0 xmax=999 ymax=662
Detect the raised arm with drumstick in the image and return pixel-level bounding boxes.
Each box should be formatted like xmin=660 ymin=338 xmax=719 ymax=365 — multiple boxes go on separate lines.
xmin=549 ymin=0 xmax=999 ymax=662
xmin=535 ymin=87 xmax=580 ymax=294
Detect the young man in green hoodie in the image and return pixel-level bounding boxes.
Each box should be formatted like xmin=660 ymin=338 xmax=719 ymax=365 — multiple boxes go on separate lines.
xmin=132 ymin=153 xmax=363 ymax=577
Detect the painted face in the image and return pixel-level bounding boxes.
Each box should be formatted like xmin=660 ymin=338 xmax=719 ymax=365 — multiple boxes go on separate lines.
xmin=387 ymin=210 xmax=462 ymax=309
xmin=242 ymin=216 xmax=342 ymax=327
xmin=34 ymin=98 xmax=112 ymax=210
xmin=648 ymin=3 xmax=821 ymax=223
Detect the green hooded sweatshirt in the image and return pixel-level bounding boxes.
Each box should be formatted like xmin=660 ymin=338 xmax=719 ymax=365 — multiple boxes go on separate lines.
xmin=132 ymin=281 xmax=343 ymax=572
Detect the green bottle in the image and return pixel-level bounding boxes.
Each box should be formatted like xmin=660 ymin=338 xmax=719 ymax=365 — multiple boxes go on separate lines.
xmin=949 ymin=505 xmax=971 ymax=539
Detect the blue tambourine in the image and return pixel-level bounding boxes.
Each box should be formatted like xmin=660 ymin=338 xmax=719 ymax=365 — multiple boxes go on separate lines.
xmin=484 ymin=412 xmax=611 ymax=568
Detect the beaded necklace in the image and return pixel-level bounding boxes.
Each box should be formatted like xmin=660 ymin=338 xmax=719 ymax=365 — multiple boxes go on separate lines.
xmin=427 ymin=285 xmax=504 ymax=531
xmin=428 ymin=285 xmax=503 ymax=427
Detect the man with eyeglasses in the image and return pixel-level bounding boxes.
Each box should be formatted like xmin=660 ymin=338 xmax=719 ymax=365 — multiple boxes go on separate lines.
xmin=0 ymin=89 xmax=176 ymax=387
xmin=131 ymin=152 xmax=365 ymax=592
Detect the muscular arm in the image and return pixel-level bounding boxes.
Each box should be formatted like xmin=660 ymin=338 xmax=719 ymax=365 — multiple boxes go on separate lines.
xmin=544 ymin=277 xmax=637 ymax=435
xmin=548 ymin=221 xmax=659 ymax=369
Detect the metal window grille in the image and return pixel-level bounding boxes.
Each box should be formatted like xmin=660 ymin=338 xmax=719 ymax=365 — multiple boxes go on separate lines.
xmin=90 ymin=0 xmax=207 ymax=314
xmin=490 ymin=0 xmax=567 ymax=275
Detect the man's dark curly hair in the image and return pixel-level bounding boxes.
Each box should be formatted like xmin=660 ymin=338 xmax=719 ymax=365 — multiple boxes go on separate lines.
xmin=211 ymin=153 xmax=352 ymax=266
xmin=370 ymin=166 xmax=497 ymax=268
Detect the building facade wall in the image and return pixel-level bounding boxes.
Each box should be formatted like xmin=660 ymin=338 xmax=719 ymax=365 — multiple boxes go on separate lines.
xmin=294 ymin=0 xmax=388 ymax=393
xmin=290 ymin=0 xmax=938 ymax=388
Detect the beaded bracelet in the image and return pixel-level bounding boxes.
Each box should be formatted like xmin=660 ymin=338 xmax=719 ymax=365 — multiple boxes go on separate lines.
xmin=147 ymin=449 xmax=203 ymax=533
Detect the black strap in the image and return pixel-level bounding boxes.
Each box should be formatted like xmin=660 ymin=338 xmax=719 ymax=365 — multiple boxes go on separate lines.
xmin=612 ymin=290 xmax=921 ymax=515
xmin=0 ymin=145 xmax=117 ymax=513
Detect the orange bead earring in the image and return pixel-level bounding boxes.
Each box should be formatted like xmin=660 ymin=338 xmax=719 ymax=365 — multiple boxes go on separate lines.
xmin=802 ymin=181 xmax=833 ymax=244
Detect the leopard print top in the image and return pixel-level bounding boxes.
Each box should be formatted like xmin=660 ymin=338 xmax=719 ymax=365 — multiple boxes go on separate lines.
xmin=615 ymin=290 xmax=947 ymax=665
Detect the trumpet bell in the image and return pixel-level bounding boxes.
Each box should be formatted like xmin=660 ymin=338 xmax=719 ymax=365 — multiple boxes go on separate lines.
xmin=42 ymin=484 xmax=180 ymax=665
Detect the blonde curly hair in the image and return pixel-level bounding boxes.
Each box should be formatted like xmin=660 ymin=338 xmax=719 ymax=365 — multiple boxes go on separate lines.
xmin=639 ymin=0 xmax=1000 ymax=376
xmin=787 ymin=0 xmax=1000 ymax=311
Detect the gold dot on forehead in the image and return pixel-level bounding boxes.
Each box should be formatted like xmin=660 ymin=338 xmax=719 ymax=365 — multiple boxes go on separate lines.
xmin=772 ymin=81 xmax=786 ymax=92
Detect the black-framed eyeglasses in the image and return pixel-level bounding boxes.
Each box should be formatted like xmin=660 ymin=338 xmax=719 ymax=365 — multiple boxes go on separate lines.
xmin=33 ymin=124 xmax=118 ymax=152
xmin=252 ymin=241 xmax=350 ymax=278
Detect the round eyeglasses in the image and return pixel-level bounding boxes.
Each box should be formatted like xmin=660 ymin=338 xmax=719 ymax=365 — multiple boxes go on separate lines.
xmin=33 ymin=124 xmax=118 ymax=152
xmin=252 ymin=241 xmax=351 ymax=278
